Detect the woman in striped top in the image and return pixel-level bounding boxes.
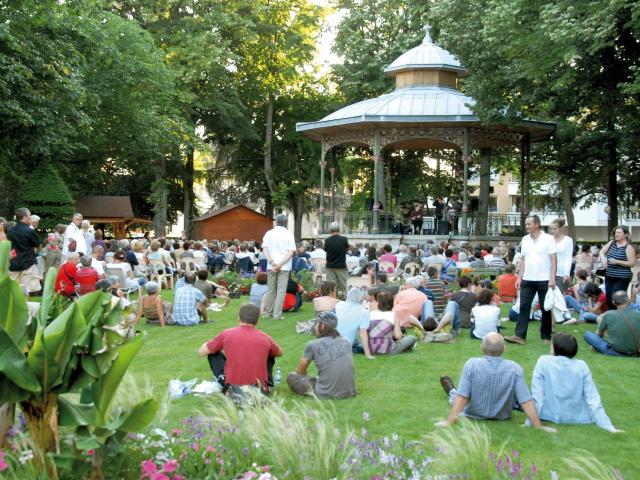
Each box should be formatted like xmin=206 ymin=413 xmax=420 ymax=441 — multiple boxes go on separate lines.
xmin=600 ymin=225 xmax=636 ymax=309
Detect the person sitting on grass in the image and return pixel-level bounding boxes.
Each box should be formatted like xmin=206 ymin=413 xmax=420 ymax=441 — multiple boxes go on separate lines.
xmin=424 ymin=266 xmax=447 ymax=317
xmin=249 ymin=271 xmax=269 ymax=311
xmin=313 ymin=280 xmax=339 ymax=314
xmin=530 ymin=332 xmax=621 ymax=432
xmin=584 ymin=290 xmax=640 ymax=356
xmin=563 ymin=282 xmax=607 ymax=324
xmin=497 ymin=264 xmax=518 ymax=303
xmin=287 ymin=311 xmax=356 ymax=399
xmin=368 ymin=291 xmax=417 ymax=355
xmin=336 ymin=286 xmax=374 ymax=359
xmin=436 ymin=333 xmax=556 ymax=432
xmin=470 ymin=289 xmax=500 ymax=339
xmin=282 ymin=273 xmax=304 ymax=313
xmin=54 ymin=252 xmax=80 ymax=297
xmin=172 ymin=272 xmax=207 ymax=325
xmin=448 ymin=276 xmax=477 ymax=328
xmin=198 ymin=303 xmax=282 ymax=394
xmin=134 ymin=281 xmax=172 ymax=327
xmin=76 ymin=254 xmax=100 ymax=295
xmin=392 ymin=276 xmax=427 ymax=334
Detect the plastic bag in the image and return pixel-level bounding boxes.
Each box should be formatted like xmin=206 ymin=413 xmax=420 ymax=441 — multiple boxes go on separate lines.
xmin=192 ymin=380 xmax=222 ymax=395
xmin=168 ymin=378 xmax=197 ymax=399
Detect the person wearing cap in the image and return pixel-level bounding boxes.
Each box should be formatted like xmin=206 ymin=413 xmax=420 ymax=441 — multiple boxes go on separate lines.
xmin=287 ymin=312 xmax=356 ymax=399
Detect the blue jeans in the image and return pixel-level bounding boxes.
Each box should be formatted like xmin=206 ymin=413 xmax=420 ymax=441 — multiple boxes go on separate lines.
xmin=442 ymin=301 xmax=461 ymax=332
xmin=565 ymin=295 xmax=597 ymax=322
xmin=583 ymin=331 xmax=623 ymax=356
xmin=421 ymin=299 xmax=435 ymax=321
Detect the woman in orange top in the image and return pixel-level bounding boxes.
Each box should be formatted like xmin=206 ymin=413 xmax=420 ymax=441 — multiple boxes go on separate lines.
xmin=497 ymin=264 xmax=518 ymax=303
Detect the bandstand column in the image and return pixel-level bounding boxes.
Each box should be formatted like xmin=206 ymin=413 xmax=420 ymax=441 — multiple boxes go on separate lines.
xmin=372 ymin=130 xmax=382 ymax=234
xmin=319 ymin=146 xmax=327 ymax=234
xmin=330 ymin=166 xmax=336 ymax=216
xmin=520 ymin=134 xmax=530 ymax=231
xmin=461 ymin=128 xmax=471 ymax=236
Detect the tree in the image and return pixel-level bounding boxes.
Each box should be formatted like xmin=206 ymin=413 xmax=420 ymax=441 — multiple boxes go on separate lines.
xmin=431 ymin=0 xmax=640 ymax=232
xmin=17 ymin=163 xmax=75 ymax=230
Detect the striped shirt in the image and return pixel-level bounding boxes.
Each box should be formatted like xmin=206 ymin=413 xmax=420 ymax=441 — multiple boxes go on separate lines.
xmin=605 ymin=242 xmax=632 ymax=278
xmin=425 ymin=279 xmax=447 ymax=316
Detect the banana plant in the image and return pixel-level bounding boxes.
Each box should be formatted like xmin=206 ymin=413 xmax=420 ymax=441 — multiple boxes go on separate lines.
xmin=0 ymin=240 xmax=158 ymax=479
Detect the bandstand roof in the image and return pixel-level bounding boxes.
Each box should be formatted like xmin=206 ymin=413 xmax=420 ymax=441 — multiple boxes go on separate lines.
xmin=296 ymin=25 xmax=555 ymax=150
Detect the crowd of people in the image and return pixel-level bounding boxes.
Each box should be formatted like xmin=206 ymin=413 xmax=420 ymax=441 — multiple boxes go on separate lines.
xmin=2 ymin=207 xmax=639 ymax=432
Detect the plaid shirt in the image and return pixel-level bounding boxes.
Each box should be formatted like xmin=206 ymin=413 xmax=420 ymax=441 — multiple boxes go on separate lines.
xmin=172 ymin=281 xmax=205 ymax=325
xmin=367 ymin=319 xmax=394 ymax=354
xmin=456 ymin=356 xmax=533 ymax=420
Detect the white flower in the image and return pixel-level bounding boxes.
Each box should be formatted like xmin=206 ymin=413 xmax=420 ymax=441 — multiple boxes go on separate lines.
xmin=391 ymin=432 xmax=398 ymax=442
xmin=19 ymin=450 xmax=34 ymax=464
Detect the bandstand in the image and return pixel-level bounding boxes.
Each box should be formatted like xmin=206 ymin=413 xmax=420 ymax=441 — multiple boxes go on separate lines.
xmin=296 ymin=25 xmax=555 ymax=238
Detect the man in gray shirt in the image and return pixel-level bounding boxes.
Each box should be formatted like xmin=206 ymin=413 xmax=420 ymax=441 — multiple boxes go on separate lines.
xmin=287 ymin=312 xmax=356 ymax=399
xmin=436 ymin=333 xmax=556 ymax=432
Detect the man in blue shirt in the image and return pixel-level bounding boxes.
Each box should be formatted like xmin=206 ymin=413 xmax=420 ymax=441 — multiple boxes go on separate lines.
xmin=436 ymin=333 xmax=556 ymax=432
xmin=172 ymin=272 xmax=207 ymax=325
xmin=530 ymin=332 xmax=621 ymax=432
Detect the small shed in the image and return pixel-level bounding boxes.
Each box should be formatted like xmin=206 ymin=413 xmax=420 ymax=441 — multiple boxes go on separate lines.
xmin=75 ymin=196 xmax=151 ymax=238
xmin=193 ymin=204 xmax=273 ymax=241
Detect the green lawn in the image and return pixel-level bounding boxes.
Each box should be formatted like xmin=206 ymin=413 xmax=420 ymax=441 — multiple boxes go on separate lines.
xmin=130 ymin=293 xmax=640 ymax=478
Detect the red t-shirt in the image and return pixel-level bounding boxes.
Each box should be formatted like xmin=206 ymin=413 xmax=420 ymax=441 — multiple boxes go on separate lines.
xmin=595 ymin=292 xmax=608 ymax=313
xmin=76 ymin=267 xmax=100 ymax=295
xmin=206 ymin=325 xmax=282 ymax=387
xmin=54 ymin=262 xmax=78 ymax=296
xmin=498 ymin=273 xmax=518 ymax=302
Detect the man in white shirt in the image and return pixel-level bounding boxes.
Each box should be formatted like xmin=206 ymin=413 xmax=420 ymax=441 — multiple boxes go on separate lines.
xmin=262 ymin=214 xmax=296 ymax=320
xmin=90 ymin=245 xmax=106 ymax=278
xmin=63 ymin=212 xmax=87 ymax=256
xmin=505 ymin=215 xmax=557 ymax=345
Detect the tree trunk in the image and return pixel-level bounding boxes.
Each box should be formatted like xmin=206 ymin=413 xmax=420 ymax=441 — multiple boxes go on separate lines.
xmin=560 ymin=176 xmax=576 ymax=240
xmin=263 ymin=96 xmax=277 ymax=194
xmin=264 ymin=193 xmax=274 ymax=220
xmin=289 ymin=192 xmax=303 ymax=242
xmin=0 ymin=403 xmax=14 ymax=448
xmin=153 ymin=155 xmax=168 ymax=237
xmin=478 ymin=148 xmax=491 ymax=236
xmin=607 ymin=134 xmax=618 ymax=232
xmin=183 ymin=146 xmax=194 ymax=239
xmin=21 ymin=396 xmax=60 ymax=479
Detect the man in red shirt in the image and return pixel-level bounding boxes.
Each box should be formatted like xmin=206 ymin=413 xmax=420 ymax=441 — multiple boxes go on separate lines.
xmin=198 ymin=303 xmax=283 ymax=393
xmin=76 ymin=255 xmax=100 ymax=295
xmin=54 ymin=253 xmax=80 ymax=297
xmin=498 ymin=264 xmax=518 ymax=303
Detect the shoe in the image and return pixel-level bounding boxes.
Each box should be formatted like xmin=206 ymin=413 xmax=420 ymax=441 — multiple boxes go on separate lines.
xmin=439 ymin=375 xmax=455 ymax=395
xmin=504 ymin=335 xmax=526 ymax=345
xmin=542 ymin=339 xmax=551 ymax=345
xmin=262 ymin=314 xmax=272 ymax=319
xmin=272 ymin=315 xmax=283 ymax=320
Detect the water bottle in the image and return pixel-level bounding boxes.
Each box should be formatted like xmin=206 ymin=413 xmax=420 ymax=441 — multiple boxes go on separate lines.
xmin=274 ymin=367 xmax=282 ymax=386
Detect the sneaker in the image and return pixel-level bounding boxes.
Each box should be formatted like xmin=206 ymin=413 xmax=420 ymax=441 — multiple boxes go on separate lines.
xmin=439 ymin=375 xmax=455 ymax=395
xmin=504 ymin=335 xmax=526 ymax=345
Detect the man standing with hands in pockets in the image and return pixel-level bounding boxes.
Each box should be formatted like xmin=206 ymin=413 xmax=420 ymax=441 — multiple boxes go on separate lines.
xmin=505 ymin=215 xmax=557 ymax=345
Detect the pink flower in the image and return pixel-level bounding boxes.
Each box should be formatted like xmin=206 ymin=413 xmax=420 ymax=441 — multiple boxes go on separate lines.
xmin=161 ymin=460 xmax=178 ymax=473
xmin=174 ymin=476 xmax=183 ymax=480
xmin=242 ymin=472 xmax=258 ymax=479
xmin=0 ymin=457 xmax=7 ymax=472
xmin=150 ymin=474 xmax=169 ymax=480
xmin=171 ymin=429 xmax=183 ymax=436
xmin=87 ymin=449 xmax=95 ymax=457
xmin=141 ymin=459 xmax=158 ymax=478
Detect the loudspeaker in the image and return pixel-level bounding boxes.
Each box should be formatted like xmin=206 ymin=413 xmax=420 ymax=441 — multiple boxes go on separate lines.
xmin=437 ymin=222 xmax=449 ymax=235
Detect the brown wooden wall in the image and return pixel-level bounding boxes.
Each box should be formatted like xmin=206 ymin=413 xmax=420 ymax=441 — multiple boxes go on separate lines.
xmin=193 ymin=208 xmax=273 ymax=242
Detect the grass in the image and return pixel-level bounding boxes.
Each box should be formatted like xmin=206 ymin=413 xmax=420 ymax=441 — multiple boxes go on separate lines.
xmin=128 ymin=292 xmax=639 ymax=478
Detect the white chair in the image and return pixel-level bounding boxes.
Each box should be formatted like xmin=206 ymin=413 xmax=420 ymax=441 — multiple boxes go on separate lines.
xmin=346 ymin=258 xmax=360 ymax=272
xmin=347 ymin=276 xmax=370 ymax=289
xmin=311 ymin=258 xmax=327 ymax=283
xmin=149 ymin=259 xmax=173 ymax=290
xmin=194 ymin=255 xmax=206 ymax=270
xmin=402 ymin=262 xmax=420 ymax=277
xmin=378 ymin=261 xmax=396 ymax=279
xmin=105 ymin=267 xmax=141 ymax=300
xmin=180 ymin=257 xmax=198 ymax=274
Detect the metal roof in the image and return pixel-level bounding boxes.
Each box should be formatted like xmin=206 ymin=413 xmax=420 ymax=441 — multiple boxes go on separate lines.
xmin=297 ymin=86 xmax=477 ymax=131
xmin=384 ymin=25 xmax=466 ymax=76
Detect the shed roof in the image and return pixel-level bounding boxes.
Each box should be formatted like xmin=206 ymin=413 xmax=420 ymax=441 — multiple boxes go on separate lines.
xmin=193 ymin=204 xmax=272 ymax=222
xmin=76 ymin=196 xmax=135 ymax=218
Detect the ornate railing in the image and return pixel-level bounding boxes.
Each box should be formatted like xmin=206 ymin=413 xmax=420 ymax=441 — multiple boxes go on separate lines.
xmin=320 ymin=211 xmax=400 ymax=235
xmin=467 ymin=213 xmax=524 ymax=237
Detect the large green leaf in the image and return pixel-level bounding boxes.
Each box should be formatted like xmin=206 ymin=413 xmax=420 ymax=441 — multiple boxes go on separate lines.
xmin=58 ymin=396 xmax=96 ymax=427
xmin=92 ymin=332 xmax=146 ymax=421
xmin=43 ymin=303 xmax=87 ymax=387
xmin=0 ymin=240 xmax=10 ymax=278
xmin=107 ymin=398 xmax=159 ymax=432
xmin=0 ymin=276 xmax=28 ymax=343
xmin=37 ymin=267 xmax=58 ymax=328
xmin=27 ymin=326 xmax=58 ymax=391
xmin=0 ymin=325 xmax=41 ymax=396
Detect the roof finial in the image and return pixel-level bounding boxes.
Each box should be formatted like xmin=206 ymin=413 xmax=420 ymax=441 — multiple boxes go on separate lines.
xmin=422 ymin=24 xmax=433 ymax=45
